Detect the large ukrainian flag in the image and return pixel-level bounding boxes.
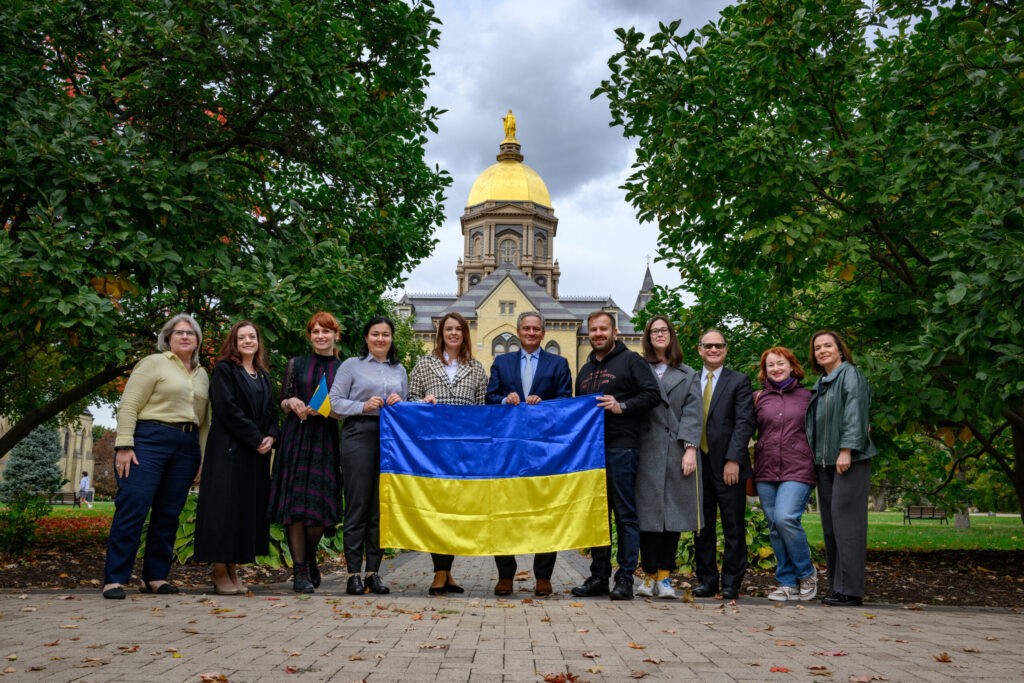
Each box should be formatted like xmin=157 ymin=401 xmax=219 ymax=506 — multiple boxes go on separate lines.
xmin=379 ymin=396 xmax=609 ymax=556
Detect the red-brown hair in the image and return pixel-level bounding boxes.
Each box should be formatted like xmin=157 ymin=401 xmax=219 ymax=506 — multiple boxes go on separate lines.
xmin=216 ymin=321 xmax=269 ymax=374
xmin=306 ymin=311 xmax=340 ymax=357
xmin=432 ymin=312 xmax=474 ymax=363
xmin=757 ymin=346 xmax=805 ymax=383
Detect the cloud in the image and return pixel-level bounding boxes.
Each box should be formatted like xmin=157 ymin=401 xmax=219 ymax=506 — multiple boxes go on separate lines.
xmin=404 ymin=0 xmax=730 ymax=310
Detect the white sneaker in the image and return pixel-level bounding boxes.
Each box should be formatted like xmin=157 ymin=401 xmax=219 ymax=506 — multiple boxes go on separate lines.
xmin=654 ymin=578 xmax=676 ymax=599
xmin=636 ymin=575 xmax=655 ymax=597
xmin=767 ymin=585 xmax=797 ymax=601
xmin=87 ymin=504 xmax=93 ymax=509
xmin=799 ymin=568 xmax=818 ymax=601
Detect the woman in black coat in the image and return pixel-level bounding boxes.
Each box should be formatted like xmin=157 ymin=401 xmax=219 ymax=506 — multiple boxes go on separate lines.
xmin=194 ymin=321 xmax=279 ymax=595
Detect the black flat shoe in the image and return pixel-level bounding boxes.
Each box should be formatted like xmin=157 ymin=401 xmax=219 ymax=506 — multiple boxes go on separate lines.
xmin=721 ymin=587 xmax=739 ymax=600
xmin=692 ymin=584 xmax=718 ymax=598
xmin=609 ymin=576 xmax=634 ymax=601
xmin=102 ymin=586 xmax=126 ymax=600
xmin=309 ymin=556 xmax=322 ymax=589
xmin=822 ymin=592 xmax=862 ymax=607
xmin=444 ymin=580 xmax=464 ymax=594
xmin=140 ymin=581 xmax=180 ymax=595
xmin=428 ymin=584 xmax=447 ymax=596
xmin=571 ymin=576 xmax=609 ymax=597
xmin=365 ymin=573 xmax=390 ymax=595
xmin=346 ymin=573 xmax=365 ymax=595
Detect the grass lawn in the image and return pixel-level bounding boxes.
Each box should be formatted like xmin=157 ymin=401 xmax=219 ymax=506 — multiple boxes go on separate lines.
xmin=49 ymin=501 xmax=116 ymax=518
xmin=801 ymin=511 xmax=1024 ymax=551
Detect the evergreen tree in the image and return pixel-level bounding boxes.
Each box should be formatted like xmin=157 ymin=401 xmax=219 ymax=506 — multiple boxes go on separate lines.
xmin=0 ymin=425 xmax=63 ymax=502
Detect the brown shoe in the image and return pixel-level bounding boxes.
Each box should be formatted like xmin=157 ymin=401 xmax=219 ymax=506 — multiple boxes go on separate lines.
xmin=494 ymin=578 xmax=514 ymax=596
xmin=534 ymin=579 xmax=553 ymax=597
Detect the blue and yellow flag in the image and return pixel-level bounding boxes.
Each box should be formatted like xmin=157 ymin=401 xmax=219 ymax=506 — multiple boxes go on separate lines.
xmin=308 ymin=375 xmax=331 ymax=418
xmin=379 ymin=397 xmax=609 ymax=556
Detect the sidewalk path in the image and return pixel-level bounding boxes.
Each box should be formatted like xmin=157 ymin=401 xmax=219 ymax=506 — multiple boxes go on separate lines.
xmin=2 ymin=550 xmax=1022 ymax=681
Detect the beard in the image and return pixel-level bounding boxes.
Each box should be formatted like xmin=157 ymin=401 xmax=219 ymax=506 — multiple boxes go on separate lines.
xmin=589 ymin=336 xmax=613 ymax=353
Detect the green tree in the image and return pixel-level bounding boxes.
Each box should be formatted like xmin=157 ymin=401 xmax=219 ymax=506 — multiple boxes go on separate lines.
xmin=0 ymin=0 xmax=450 ymax=454
xmin=597 ymin=0 xmax=1024 ymax=519
xmin=0 ymin=425 xmax=63 ymax=501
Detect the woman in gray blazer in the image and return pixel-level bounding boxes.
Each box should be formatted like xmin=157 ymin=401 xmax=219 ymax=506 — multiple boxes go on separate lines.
xmin=635 ymin=316 xmax=704 ymax=598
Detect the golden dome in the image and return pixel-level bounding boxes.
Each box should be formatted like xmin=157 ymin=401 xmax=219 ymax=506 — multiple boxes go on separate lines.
xmin=466 ymin=159 xmax=551 ymax=208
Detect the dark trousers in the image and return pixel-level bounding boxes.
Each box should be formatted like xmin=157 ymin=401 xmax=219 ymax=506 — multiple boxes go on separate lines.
xmin=693 ymin=452 xmax=748 ymax=591
xmin=431 ymin=553 xmax=454 ymax=572
xmin=817 ymin=459 xmax=871 ymax=597
xmin=341 ymin=417 xmax=384 ymax=573
xmin=104 ymin=421 xmax=200 ymax=585
xmin=494 ymin=552 xmax=557 ymax=580
xmin=639 ymin=530 xmax=680 ymax=574
xmin=590 ymin=447 xmax=640 ymax=583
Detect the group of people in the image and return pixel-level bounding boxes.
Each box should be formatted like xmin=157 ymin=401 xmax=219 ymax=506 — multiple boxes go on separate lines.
xmin=101 ymin=308 xmax=876 ymax=608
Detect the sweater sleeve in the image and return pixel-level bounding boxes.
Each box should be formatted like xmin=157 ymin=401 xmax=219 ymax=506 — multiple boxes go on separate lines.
xmin=623 ymin=352 xmax=662 ymax=414
xmin=328 ymin=358 xmax=365 ymax=417
xmin=114 ymin=355 xmax=159 ymax=449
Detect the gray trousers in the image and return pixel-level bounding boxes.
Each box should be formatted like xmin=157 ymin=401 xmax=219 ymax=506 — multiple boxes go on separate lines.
xmin=817 ymin=459 xmax=871 ymax=597
xmin=340 ymin=417 xmax=384 ymax=574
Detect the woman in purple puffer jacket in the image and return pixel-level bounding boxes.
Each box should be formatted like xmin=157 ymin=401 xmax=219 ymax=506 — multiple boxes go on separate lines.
xmin=753 ymin=346 xmax=818 ymax=602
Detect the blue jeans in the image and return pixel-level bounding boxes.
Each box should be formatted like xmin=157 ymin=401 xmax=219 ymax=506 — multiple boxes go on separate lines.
xmin=104 ymin=421 xmax=200 ymax=585
xmin=756 ymin=480 xmax=814 ymax=588
xmin=590 ymin=447 xmax=639 ymax=582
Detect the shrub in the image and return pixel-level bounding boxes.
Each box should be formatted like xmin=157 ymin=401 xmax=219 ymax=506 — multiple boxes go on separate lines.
xmin=0 ymin=493 xmax=52 ymax=556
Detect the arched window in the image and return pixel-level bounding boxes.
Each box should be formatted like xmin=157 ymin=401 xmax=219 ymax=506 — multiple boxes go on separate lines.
xmin=472 ymin=235 xmax=482 ymax=258
xmin=544 ymin=340 xmax=560 ymax=356
xmin=535 ymin=237 xmax=546 ymax=259
xmin=499 ymin=238 xmax=518 ymax=265
xmin=492 ymin=332 xmax=518 ymax=356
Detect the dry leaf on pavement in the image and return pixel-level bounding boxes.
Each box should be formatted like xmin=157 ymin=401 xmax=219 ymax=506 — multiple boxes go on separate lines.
xmin=933 ymin=652 xmax=952 ymax=663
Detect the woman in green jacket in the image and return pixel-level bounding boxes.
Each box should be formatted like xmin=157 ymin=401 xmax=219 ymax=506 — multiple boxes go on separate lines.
xmin=805 ymin=330 xmax=877 ymax=607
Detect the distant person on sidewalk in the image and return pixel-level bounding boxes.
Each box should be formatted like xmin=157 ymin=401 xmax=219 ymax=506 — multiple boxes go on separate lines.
xmin=77 ymin=471 xmax=92 ymax=508
xmin=485 ymin=311 xmax=573 ymax=597
xmin=806 ymin=331 xmax=877 ymax=607
xmin=103 ymin=313 xmax=210 ymax=600
xmin=408 ymin=312 xmax=488 ymax=596
xmin=752 ymin=346 xmax=817 ymax=602
xmin=692 ymin=328 xmax=755 ymax=601
xmin=635 ymin=316 xmax=703 ymax=599
xmin=571 ymin=311 xmax=661 ymax=601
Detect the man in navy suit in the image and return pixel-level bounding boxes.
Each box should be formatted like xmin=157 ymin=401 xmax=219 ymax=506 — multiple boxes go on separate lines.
xmin=692 ymin=328 xmax=756 ymax=600
xmin=486 ymin=311 xmax=573 ymax=597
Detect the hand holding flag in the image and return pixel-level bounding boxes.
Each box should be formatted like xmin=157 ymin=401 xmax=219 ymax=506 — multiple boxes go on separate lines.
xmin=308 ymin=375 xmax=332 ymax=418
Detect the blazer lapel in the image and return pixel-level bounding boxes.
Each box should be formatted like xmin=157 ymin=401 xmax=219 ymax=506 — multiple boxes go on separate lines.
xmin=452 ymin=359 xmax=473 ymax=386
xmin=233 ymin=363 xmax=259 ymax=419
xmin=660 ymin=366 xmax=685 ymax=397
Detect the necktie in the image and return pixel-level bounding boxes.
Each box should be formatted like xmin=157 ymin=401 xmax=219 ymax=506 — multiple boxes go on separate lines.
xmin=701 ymin=371 xmax=713 ymax=453
xmin=522 ymin=353 xmax=534 ymax=397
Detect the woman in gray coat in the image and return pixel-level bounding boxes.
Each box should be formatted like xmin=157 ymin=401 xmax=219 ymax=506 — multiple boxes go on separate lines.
xmin=635 ymin=316 xmax=704 ymax=599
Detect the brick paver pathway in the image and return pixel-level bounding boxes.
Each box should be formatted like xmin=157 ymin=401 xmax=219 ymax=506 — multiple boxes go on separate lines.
xmin=2 ymin=551 xmax=1022 ymax=681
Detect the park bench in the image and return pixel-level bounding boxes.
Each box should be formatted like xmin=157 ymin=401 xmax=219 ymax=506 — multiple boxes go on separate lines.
xmin=46 ymin=491 xmax=79 ymax=506
xmin=903 ymin=505 xmax=947 ymax=525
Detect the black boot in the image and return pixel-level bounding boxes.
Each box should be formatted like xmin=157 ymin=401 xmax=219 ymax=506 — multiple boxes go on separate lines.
xmin=309 ymin=555 xmax=321 ymax=589
xmin=292 ymin=561 xmax=315 ymax=593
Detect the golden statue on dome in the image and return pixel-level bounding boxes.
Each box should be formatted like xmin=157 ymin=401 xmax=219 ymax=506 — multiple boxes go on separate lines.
xmin=502 ymin=109 xmax=517 ymax=141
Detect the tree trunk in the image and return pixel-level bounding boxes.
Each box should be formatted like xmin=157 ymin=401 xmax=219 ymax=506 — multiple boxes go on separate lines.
xmin=954 ymin=509 xmax=971 ymax=529
xmin=871 ymin=485 xmax=888 ymax=512
xmin=0 ymin=364 xmax=133 ymax=456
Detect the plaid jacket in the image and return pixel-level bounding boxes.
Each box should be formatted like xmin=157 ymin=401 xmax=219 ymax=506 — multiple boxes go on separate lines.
xmin=408 ymin=354 xmax=487 ymax=406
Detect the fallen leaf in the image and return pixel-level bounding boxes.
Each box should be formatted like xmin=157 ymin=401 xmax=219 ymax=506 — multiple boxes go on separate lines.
xmin=541 ymin=672 xmax=578 ymax=683
xmin=20 ymin=607 xmax=36 ymax=613
xmin=894 ymin=639 xmax=909 ymax=643
xmin=117 ymin=645 xmax=139 ymax=654
xmin=348 ymin=654 xmax=365 ymax=661
xmin=25 ymin=666 xmax=46 ymax=672
xmin=933 ymin=652 xmax=951 ymax=663
xmin=59 ymin=625 xmax=79 ymax=629
xmin=628 ymin=642 xmax=646 ymax=650
xmin=775 ymin=639 xmax=804 ymax=647
xmin=985 ymin=636 xmax=999 ymax=641
xmin=771 ymin=666 xmax=791 ymax=672
xmin=814 ymin=650 xmax=848 ymax=657
xmin=630 ymin=671 xmax=649 ymax=679
xmin=569 ymin=602 xmax=584 ymax=608
xmin=808 ymin=665 xmax=829 ymax=671
xmin=848 ymin=676 xmax=887 ymax=682
xmin=198 ymin=674 xmax=228 ymax=682
xmin=360 ymin=639 xmax=379 ymax=644
xmin=582 ymin=651 xmax=600 ymax=658
xmin=182 ymin=628 xmax=199 ymax=634
xmin=575 ymin=629 xmax=589 ymax=633
xmin=43 ymin=640 xmax=59 ymax=648
xmin=642 ymin=657 xmax=663 ymax=664
xmin=662 ymin=629 xmax=677 ymax=634
xmin=2 ymin=668 xmax=15 ymax=674
xmin=680 ymin=588 xmax=693 ymax=603
xmin=410 ymin=614 xmax=422 ymax=621
xmin=584 ymin=665 xmax=603 ymax=673
xmin=962 ymin=647 xmax=980 ymax=653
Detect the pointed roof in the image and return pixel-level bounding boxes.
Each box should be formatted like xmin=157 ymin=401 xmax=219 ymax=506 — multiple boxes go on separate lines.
xmin=632 ymin=265 xmax=656 ymax=316
xmin=439 ymin=267 xmax=577 ymax=322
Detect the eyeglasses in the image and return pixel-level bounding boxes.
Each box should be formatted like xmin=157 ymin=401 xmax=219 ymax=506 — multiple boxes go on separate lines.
xmin=649 ymin=327 xmax=671 ymax=337
xmin=171 ymin=330 xmax=197 ymax=337
xmin=700 ymin=342 xmax=727 ymax=350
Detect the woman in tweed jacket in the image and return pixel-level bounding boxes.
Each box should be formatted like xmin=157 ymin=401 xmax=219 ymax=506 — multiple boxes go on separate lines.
xmin=408 ymin=312 xmax=488 ymax=594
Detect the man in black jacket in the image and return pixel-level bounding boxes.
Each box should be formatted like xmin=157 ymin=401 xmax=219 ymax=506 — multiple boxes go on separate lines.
xmin=571 ymin=311 xmax=661 ymax=600
xmin=692 ymin=328 xmax=755 ymax=600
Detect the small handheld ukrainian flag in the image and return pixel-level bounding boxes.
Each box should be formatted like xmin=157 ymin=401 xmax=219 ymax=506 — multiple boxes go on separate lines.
xmin=308 ymin=375 xmax=331 ymax=417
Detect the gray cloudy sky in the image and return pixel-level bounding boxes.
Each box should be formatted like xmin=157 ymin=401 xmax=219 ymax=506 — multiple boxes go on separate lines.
xmin=401 ymin=0 xmax=732 ymax=309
